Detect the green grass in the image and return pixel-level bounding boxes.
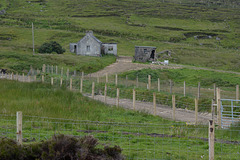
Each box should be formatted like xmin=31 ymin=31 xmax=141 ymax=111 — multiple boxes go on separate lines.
xmin=119 ymin=68 xmax=240 ymax=88
xmin=0 ymin=51 xmax=116 ymax=73
xmin=0 ymin=79 xmax=239 ymax=159
xmin=0 ymin=79 xmax=169 ymax=123
xmin=0 ymin=0 xmax=240 ymax=72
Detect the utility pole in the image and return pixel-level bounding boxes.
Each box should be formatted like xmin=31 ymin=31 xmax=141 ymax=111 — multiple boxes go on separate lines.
xmin=32 ymin=22 xmax=35 ymax=55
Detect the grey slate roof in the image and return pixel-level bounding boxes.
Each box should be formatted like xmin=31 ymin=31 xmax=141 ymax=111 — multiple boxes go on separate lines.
xmin=90 ymin=34 xmax=102 ymax=44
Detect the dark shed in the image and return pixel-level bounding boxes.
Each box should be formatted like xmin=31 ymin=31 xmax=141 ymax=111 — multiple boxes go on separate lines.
xmin=134 ymin=46 xmax=156 ymax=62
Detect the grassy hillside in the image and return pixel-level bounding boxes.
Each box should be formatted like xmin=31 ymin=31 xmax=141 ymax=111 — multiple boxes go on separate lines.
xmin=0 ymin=0 xmax=240 ymax=72
xmin=0 ymin=80 xmax=239 ymax=159
xmin=119 ymin=68 xmax=240 ymax=88
xmin=0 ymin=79 xmax=165 ymax=123
xmin=0 ymin=51 xmax=116 ymax=74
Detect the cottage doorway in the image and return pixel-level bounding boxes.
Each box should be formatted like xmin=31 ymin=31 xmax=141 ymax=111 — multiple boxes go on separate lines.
xmin=74 ymin=45 xmax=77 ymax=53
xmin=150 ymin=50 xmax=155 ymax=59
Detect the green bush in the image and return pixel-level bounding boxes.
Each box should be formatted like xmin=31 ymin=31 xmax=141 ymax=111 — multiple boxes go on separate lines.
xmin=39 ymin=41 xmax=65 ymax=54
xmin=0 ymin=135 xmax=124 ymax=160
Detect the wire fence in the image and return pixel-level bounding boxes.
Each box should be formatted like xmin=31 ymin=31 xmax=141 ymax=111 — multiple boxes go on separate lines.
xmin=0 ymin=66 xmax=239 ymax=117
xmin=1 ymin=67 xmax=240 ymax=159
xmin=0 ymin=113 xmax=239 ymax=160
xmin=36 ymin=64 xmax=239 ymax=99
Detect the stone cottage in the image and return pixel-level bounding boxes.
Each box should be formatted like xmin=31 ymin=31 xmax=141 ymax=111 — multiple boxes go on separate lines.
xmin=134 ymin=46 xmax=156 ymax=62
xmin=70 ymin=31 xmax=117 ymax=56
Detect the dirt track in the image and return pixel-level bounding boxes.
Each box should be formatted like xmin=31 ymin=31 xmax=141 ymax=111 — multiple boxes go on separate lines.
xmin=86 ymin=94 xmax=215 ymax=125
xmin=90 ymin=56 xmax=180 ymax=77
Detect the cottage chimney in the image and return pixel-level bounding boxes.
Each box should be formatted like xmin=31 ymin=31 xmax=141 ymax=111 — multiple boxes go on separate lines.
xmin=86 ymin=30 xmax=93 ymax=36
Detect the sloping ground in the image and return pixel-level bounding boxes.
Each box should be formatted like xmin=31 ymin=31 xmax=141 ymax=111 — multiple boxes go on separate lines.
xmin=90 ymin=56 xmax=180 ymax=77
xmin=91 ymin=56 xmax=240 ymax=78
xmin=1 ymin=74 xmax=215 ymax=124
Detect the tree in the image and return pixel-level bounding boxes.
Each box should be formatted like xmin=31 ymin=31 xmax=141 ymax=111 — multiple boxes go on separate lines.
xmin=39 ymin=41 xmax=65 ymax=54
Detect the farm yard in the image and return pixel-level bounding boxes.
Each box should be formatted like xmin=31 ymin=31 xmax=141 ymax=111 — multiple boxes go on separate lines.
xmin=1 ymin=0 xmax=240 ymax=159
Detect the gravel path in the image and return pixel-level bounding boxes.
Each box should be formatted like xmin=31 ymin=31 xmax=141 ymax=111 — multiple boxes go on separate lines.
xmin=86 ymin=94 xmax=216 ymax=125
xmin=90 ymin=56 xmax=180 ymax=77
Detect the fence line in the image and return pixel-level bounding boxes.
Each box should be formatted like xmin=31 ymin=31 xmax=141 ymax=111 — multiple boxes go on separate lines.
xmin=1 ymin=67 xmax=240 ymax=125
xmin=39 ymin=64 xmax=239 ymax=99
xmin=0 ymin=112 xmax=239 ymax=159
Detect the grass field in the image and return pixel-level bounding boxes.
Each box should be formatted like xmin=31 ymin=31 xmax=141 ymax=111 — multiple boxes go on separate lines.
xmin=0 ymin=0 xmax=240 ymax=72
xmin=1 ymin=0 xmax=240 ymax=158
xmin=0 ymin=51 xmax=116 ymax=73
xmin=0 ymin=79 xmax=239 ymax=159
xmin=119 ymin=68 xmax=240 ymax=88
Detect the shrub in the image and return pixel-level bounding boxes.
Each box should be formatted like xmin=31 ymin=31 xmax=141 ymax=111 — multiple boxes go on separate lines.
xmin=0 ymin=135 xmax=124 ymax=160
xmin=39 ymin=41 xmax=65 ymax=54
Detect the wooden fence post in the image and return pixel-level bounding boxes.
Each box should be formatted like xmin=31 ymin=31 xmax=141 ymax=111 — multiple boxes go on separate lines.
xmin=195 ymin=98 xmax=198 ymax=125
xmin=115 ymin=74 xmax=118 ymax=86
xmin=11 ymin=72 xmax=13 ymax=80
xmin=34 ymin=75 xmax=36 ymax=81
xmin=104 ymin=84 xmax=107 ymax=103
xmin=148 ymin=75 xmax=151 ymax=90
xmin=116 ymin=88 xmax=120 ymax=107
xmin=236 ymin=85 xmax=239 ymax=101
xmin=51 ymin=77 xmax=54 ymax=85
xmin=80 ymin=78 xmax=83 ymax=93
xmin=184 ymin=81 xmax=186 ymax=97
xmin=70 ymin=78 xmax=72 ymax=90
xmin=51 ymin=65 xmax=53 ymax=74
xmin=82 ymin=71 xmax=84 ymax=80
xmin=56 ymin=66 xmax=58 ymax=75
xmin=42 ymin=64 xmax=46 ymax=73
xmin=217 ymin=88 xmax=221 ymax=128
xmin=133 ymin=89 xmax=136 ymax=110
xmin=16 ymin=111 xmax=22 ymax=145
xmin=213 ymin=83 xmax=216 ymax=100
xmin=105 ymin=73 xmax=108 ymax=83
xmin=172 ymin=95 xmax=175 ymax=121
xmin=198 ymin=82 xmax=201 ymax=99
xmin=211 ymin=99 xmax=215 ymax=120
xmin=61 ymin=67 xmax=63 ymax=77
xmin=60 ymin=77 xmax=63 ymax=87
xmin=158 ymin=78 xmax=160 ymax=92
xmin=209 ymin=120 xmax=215 ymax=160
xmin=47 ymin=65 xmax=49 ymax=73
xmin=42 ymin=75 xmax=44 ymax=83
xmin=153 ymin=92 xmax=156 ymax=115
xmin=92 ymin=82 xmax=95 ymax=99
xmin=22 ymin=73 xmax=25 ymax=82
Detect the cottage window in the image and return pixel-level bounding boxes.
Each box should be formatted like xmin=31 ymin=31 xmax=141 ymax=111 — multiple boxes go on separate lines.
xmin=144 ymin=49 xmax=147 ymax=54
xmin=87 ymin=45 xmax=90 ymax=52
xmin=108 ymin=46 xmax=113 ymax=51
